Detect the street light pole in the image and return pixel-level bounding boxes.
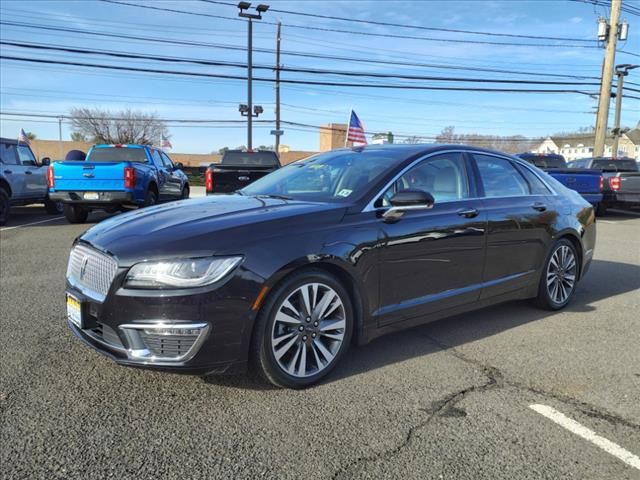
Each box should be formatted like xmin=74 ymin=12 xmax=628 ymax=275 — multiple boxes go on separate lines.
xmin=611 ymin=64 xmax=639 ymax=157
xmin=238 ymin=2 xmax=269 ymax=151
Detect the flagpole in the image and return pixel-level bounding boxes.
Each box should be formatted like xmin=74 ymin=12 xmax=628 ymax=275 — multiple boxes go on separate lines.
xmin=344 ymin=109 xmax=352 ymax=148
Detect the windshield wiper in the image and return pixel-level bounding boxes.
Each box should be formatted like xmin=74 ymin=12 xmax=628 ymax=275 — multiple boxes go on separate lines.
xmin=256 ymin=194 xmax=293 ymax=200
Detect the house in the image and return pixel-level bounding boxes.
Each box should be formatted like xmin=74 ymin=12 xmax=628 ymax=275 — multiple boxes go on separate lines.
xmin=535 ymin=122 xmax=640 ymax=161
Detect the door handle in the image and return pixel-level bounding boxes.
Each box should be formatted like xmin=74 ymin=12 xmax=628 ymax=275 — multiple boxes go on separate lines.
xmin=531 ymin=202 xmax=547 ymax=212
xmin=457 ymin=208 xmax=479 ymax=218
xmin=25 ymin=170 xmax=33 ymax=175
xmin=3 ymin=170 xmax=12 ymax=174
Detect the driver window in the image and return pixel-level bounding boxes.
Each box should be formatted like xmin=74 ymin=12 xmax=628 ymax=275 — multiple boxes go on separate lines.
xmin=378 ymin=153 xmax=470 ymax=207
xmin=16 ymin=145 xmax=37 ymax=166
xmin=161 ymin=152 xmax=175 ymax=169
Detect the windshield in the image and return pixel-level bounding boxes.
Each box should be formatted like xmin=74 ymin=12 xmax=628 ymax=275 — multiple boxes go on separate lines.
xmin=240 ymin=150 xmax=405 ymax=202
xmin=87 ymin=147 xmax=148 ymax=163
xmin=222 ymin=151 xmax=279 ymax=166
xmin=591 ymin=159 xmax=638 ymax=172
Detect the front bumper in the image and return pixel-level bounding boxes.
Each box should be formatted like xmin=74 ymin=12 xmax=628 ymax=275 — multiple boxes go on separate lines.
xmin=50 ymin=191 xmax=134 ymax=205
xmin=66 ymin=270 xmax=262 ymax=375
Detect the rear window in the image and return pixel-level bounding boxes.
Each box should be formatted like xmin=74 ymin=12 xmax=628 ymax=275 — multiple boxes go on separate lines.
xmin=519 ymin=154 xmax=566 ymax=169
xmin=591 ymin=159 xmax=638 ymax=172
xmin=87 ymin=147 xmax=148 ymax=163
xmin=222 ymin=151 xmax=279 ymax=166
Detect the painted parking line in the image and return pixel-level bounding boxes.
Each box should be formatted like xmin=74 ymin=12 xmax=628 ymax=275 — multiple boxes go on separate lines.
xmin=0 ymin=216 xmax=64 ymax=232
xmin=529 ymin=404 xmax=640 ymax=471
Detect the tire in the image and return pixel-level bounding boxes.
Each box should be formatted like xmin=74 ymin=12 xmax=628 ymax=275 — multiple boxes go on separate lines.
xmin=44 ymin=198 xmax=64 ymax=215
xmin=595 ymin=202 xmax=607 ymax=217
xmin=252 ymin=269 xmax=354 ymax=389
xmin=0 ymin=188 xmax=9 ymax=226
xmin=181 ymin=185 xmax=190 ymax=199
xmin=534 ymin=239 xmax=579 ymax=311
xmin=144 ymin=189 xmax=157 ymax=207
xmin=63 ymin=204 xmax=89 ymax=224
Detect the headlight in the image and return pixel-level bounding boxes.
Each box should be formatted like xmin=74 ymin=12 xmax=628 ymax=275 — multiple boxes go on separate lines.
xmin=124 ymin=256 xmax=242 ymax=289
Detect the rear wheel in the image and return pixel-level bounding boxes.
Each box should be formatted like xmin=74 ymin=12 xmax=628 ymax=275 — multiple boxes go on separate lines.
xmin=595 ymin=202 xmax=607 ymax=217
xmin=44 ymin=198 xmax=64 ymax=215
xmin=64 ymin=204 xmax=89 ymax=224
xmin=0 ymin=189 xmax=9 ymax=226
xmin=144 ymin=189 xmax=157 ymax=207
xmin=535 ymin=239 xmax=578 ymax=310
xmin=252 ymin=270 xmax=353 ymax=389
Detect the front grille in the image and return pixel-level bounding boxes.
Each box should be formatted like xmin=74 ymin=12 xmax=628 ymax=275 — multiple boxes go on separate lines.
xmin=66 ymin=243 xmax=118 ymax=300
xmin=139 ymin=331 xmax=199 ymax=359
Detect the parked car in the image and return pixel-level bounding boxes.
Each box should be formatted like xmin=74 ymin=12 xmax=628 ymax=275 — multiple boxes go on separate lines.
xmin=49 ymin=144 xmax=189 ymax=223
xmin=205 ymin=149 xmax=281 ymax=194
xmin=0 ymin=137 xmax=62 ymax=225
xmin=65 ymin=145 xmax=595 ymax=388
xmin=517 ymin=153 xmax=603 ymax=212
xmin=567 ymin=157 xmax=640 ymax=214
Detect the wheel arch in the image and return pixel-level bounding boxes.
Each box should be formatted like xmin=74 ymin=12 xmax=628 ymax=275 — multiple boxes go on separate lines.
xmin=554 ymin=230 xmax=584 ymax=280
xmin=0 ymin=178 xmax=12 ymax=197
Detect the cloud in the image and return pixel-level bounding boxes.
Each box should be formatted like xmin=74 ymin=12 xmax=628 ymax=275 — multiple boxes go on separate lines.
xmin=569 ymin=16 xmax=583 ymax=24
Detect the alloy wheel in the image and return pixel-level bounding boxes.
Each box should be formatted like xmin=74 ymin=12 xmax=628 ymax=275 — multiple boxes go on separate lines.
xmin=546 ymin=245 xmax=577 ymax=304
xmin=271 ymin=282 xmax=346 ymax=378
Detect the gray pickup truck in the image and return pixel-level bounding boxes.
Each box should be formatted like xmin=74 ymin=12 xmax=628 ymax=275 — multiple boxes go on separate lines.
xmin=0 ymin=137 xmax=61 ymax=225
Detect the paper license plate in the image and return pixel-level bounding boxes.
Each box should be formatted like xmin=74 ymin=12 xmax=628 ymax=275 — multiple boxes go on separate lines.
xmin=83 ymin=192 xmax=99 ymax=200
xmin=67 ymin=294 xmax=83 ymax=328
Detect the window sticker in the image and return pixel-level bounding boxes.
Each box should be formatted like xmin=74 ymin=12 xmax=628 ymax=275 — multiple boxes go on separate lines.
xmin=337 ymin=189 xmax=352 ymax=197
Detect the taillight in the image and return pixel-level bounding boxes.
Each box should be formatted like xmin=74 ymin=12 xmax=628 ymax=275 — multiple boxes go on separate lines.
xmin=609 ymin=177 xmax=621 ymax=191
xmin=124 ymin=166 xmax=136 ymax=189
xmin=599 ymin=176 xmax=604 ymax=191
xmin=205 ymin=169 xmax=214 ymax=192
xmin=47 ymin=166 xmax=55 ymax=188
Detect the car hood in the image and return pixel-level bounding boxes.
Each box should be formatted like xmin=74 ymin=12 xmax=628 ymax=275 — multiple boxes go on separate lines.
xmin=80 ymin=195 xmax=347 ymax=265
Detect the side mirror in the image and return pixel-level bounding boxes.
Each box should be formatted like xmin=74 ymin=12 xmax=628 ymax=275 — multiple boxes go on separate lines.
xmin=383 ymin=189 xmax=434 ymax=221
xmin=174 ymin=162 xmax=184 ymax=170
xmin=40 ymin=157 xmax=51 ymax=166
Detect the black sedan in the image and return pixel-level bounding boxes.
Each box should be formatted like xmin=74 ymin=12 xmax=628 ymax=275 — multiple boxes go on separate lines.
xmin=65 ymin=145 xmax=596 ymax=388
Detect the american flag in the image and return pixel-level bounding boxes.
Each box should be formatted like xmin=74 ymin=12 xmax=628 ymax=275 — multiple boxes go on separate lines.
xmin=160 ymin=134 xmax=172 ymax=149
xmin=18 ymin=128 xmax=30 ymax=145
xmin=346 ymin=110 xmax=367 ymax=145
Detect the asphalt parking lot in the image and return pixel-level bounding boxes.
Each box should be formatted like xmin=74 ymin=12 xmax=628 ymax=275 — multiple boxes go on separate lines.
xmin=1 ymin=205 xmax=639 ymax=479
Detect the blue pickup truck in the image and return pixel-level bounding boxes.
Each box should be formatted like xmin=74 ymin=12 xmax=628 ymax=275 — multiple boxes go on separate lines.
xmin=517 ymin=153 xmax=604 ymax=213
xmin=49 ymin=144 xmax=189 ymax=223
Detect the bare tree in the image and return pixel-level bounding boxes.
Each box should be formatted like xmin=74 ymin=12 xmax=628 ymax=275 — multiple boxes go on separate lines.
xmin=70 ymin=132 xmax=87 ymax=142
xmin=69 ymin=108 xmax=169 ymax=145
xmin=435 ymin=126 xmax=541 ymax=153
xmin=402 ymin=135 xmax=422 ymax=144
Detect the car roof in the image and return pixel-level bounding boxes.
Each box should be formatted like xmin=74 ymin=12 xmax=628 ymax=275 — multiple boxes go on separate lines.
xmin=0 ymin=137 xmax=25 ymax=145
xmin=328 ymin=143 xmax=509 ymax=158
xmin=92 ymin=144 xmax=147 ymax=149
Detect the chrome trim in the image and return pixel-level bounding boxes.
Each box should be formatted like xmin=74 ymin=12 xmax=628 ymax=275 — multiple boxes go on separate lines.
xmin=362 ymin=148 xmax=558 ymax=213
xmin=118 ymin=322 xmax=210 ymax=363
xmin=382 ymin=203 xmax=434 ymax=220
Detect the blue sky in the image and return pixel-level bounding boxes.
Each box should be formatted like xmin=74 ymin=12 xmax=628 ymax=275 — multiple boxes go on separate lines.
xmin=1 ymin=0 xmax=639 ymax=154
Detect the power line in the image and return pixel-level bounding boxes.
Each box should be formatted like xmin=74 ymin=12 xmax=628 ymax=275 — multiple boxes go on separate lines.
xmin=0 ymin=20 xmax=602 ymax=80
xmin=1 ymin=55 xmax=604 ymax=95
xmin=99 ymin=0 xmax=600 ymax=49
xmin=201 ymin=0 xmax=594 ymax=42
xmin=0 ymin=40 xmax=603 ymax=86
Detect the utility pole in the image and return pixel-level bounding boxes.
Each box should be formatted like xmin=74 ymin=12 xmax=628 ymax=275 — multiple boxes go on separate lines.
xmin=275 ymin=21 xmax=281 ymax=155
xmin=593 ymin=0 xmax=622 ymax=157
xmin=238 ymin=2 xmax=269 ymax=151
xmin=611 ymin=64 xmax=639 ymax=157
xmin=58 ymin=117 xmax=63 ymax=159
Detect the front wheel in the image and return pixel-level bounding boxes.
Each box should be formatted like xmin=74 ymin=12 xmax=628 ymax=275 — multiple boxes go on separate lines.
xmin=0 ymin=189 xmax=9 ymax=226
xmin=64 ymin=204 xmax=89 ymax=224
xmin=535 ymin=239 xmax=578 ymax=310
xmin=252 ymin=270 xmax=354 ymax=389
xmin=45 ymin=198 xmax=64 ymax=215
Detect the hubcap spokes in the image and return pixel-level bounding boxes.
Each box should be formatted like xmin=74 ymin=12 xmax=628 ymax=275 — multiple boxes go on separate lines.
xmin=546 ymin=245 xmax=576 ymax=304
xmin=271 ymin=282 xmax=346 ymax=378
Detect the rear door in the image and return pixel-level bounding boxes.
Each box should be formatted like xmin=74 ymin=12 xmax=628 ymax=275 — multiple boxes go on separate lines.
xmin=0 ymin=141 xmax=26 ymax=198
xmin=471 ymin=153 xmax=556 ymax=299
xmin=160 ymin=152 xmax=182 ymax=198
xmin=16 ymin=144 xmax=47 ymax=199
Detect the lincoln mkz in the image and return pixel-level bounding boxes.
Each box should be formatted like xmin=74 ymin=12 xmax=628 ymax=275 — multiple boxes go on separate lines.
xmin=65 ymin=145 xmax=596 ymax=388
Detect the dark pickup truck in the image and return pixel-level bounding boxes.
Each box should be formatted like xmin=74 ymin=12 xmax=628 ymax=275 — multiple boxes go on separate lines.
xmin=567 ymin=157 xmax=640 ymax=214
xmin=205 ymin=150 xmax=280 ymax=194
xmin=517 ymin=153 xmax=604 ymax=212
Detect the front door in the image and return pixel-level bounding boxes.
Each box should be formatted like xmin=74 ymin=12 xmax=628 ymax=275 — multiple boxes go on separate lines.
xmin=16 ymin=144 xmax=47 ymax=200
xmin=375 ymin=152 xmax=487 ymax=325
